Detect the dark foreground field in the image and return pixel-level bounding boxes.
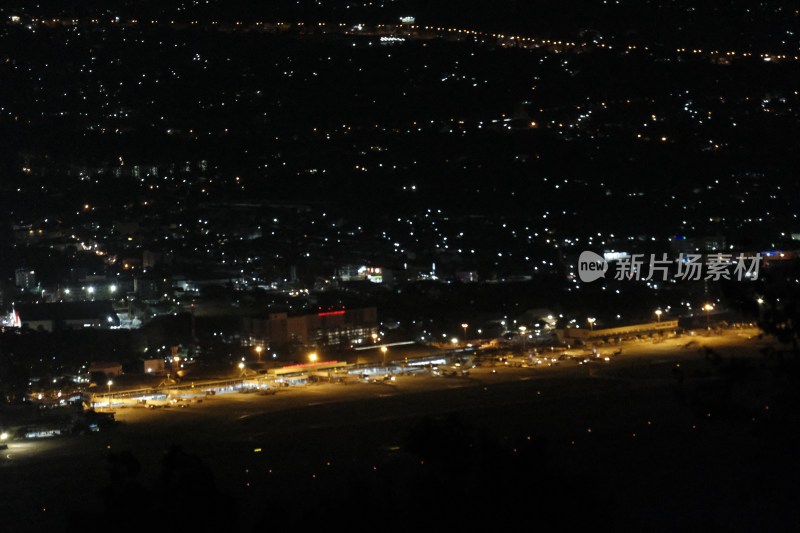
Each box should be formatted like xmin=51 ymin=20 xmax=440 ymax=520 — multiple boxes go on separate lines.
xmin=2 ymin=331 xmax=800 ymax=532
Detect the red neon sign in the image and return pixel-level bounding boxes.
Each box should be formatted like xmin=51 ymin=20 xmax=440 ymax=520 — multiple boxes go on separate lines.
xmin=318 ymin=310 xmax=346 ymax=317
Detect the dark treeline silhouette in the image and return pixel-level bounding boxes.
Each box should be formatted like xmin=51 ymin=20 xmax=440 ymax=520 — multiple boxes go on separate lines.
xmin=66 ymin=445 xmax=238 ymax=533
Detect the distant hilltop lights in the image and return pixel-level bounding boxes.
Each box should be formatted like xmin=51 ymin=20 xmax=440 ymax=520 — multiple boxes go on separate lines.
xmin=4 ymin=16 xmax=798 ymax=63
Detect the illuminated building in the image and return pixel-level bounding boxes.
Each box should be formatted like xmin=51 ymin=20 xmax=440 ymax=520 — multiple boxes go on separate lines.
xmin=14 ymin=268 xmax=37 ymax=290
xmin=670 ymin=235 xmax=726 ymax=254
xmin=15 ymin=301 xmax=120 ymax=332
xmin=337 ymin=265 xmax=387 ymax=284
xmin=243 ymin=307 xmax=378 ymax=348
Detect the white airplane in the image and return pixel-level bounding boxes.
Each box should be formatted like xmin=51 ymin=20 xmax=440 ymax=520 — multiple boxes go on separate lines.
xmin=433 ymin=355 xmax=475 ymax=377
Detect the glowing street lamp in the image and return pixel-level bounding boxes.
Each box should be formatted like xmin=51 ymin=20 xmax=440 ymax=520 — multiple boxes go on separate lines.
xmin=655 ymin=309 xmax=663 ymax=323
xmin=461 ymin=323 xmax=468 ymax=342
xmin=703 ymin=303 xmax=714 ymax=329
xmin=519 ymin=326 xmax=527 ymax=353
xmin=308 ymin=352 xmax=318 ymax=363
xmin=107 ymin=380 xmax=113 ymax=408
xmin=587 ymin=318 xmax=596 ymax=331
xmin=255 ymin=345 xmax=263 ymax=362
xmin=381 ymin=346 xmax=388 ymax=366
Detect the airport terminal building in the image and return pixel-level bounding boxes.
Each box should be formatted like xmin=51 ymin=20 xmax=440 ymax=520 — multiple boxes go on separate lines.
xmin=243 ymin=307 xmax=378 ymax=348
xmin=557 ymin=320 xmax=679 ymax=343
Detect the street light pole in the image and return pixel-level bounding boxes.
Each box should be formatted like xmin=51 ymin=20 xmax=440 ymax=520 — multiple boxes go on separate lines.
xmin=107 ymin=380 xmax=113 ymax=408
xmin=655 ymin=309 xmax=662 ymax=323
xmin=703 ymin=303 xmax=713 ymax=330
xmin=381 ymin=346 xmax=388 ymax=367
xmin=461 ymin=323 xmax=468 ymax=345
